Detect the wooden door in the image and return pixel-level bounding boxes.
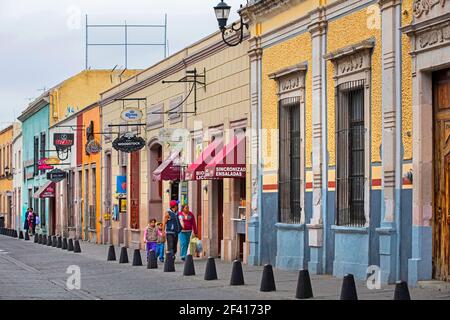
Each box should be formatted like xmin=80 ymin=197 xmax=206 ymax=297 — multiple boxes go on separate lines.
xmin=433 ymin=69 xmax=450 ymax=281
xmin=130 ymin=151 xmax=140 ymax=230
xmin=196 ymin=182 xmax=202 ymax=240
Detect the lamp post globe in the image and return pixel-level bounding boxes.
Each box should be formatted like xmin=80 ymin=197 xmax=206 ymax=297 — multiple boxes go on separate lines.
xmin=214 ymin=1 xmax=231 ymax=29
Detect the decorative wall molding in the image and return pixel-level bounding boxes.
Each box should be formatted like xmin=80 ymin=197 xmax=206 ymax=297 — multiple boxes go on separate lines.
xmin=417 ymin=21 xmax=450 ymax=49
xmin=413 ymin=0 xmax=446 ymax=18
xmin=269 ymin=63 xmax=307 ymax=97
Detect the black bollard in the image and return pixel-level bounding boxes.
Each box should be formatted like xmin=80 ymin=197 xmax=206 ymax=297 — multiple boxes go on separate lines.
xmin=57 ymin=236 xmax=62 ymax=248
xmin=204 ymin=257 xmax=218 ymax=281
xmin=260 ymin=264 xmax=276 ymax=292
xmin=68 ymin=239 xmax=74 ymax=251
xmin=74 ymin=240 xmax=81 ymax=253
xmin=183 ymin=254 xmax=196 ymax=276
xmin=42 ymin=235 xmax=47 ymax=245
xmin=13 ymin=230 xmax=18 ymax=238
xmin=394 ymin=281 xmax=411 ymax=300
xmin=132 ymin=249 xmax=142 ymax=266
xmin=295 ymin=270 xmax=313 ymax=299
xmin=47 ymin=235 xmax=52 ymax=246
xmin=147 ymin=250 xmax=158 ymax=269
xmin=52 ymin=236 xmax=57 ymax=247
xmin=24 ymin=232 xmax=30 ymax=241
xmin=119 ymin=247 xmax=129 ymax=263
xmin=340 ymin=274 xmax=358 ymax=300
xmin=230 ymin=260 xmax=245 ymax=286
xmin=34 ymin=234 xmax=39 ymax=243
xmin=107 ymin=245 xmax=116 ymax=261
xmin=62 ymin=237 xmax=68 ymax=250
xmin=38 ymin=234 xmax=43 ymax=244
xmin=19 ymin=231 xmax=24 ymax=239
xmin=164 ymin=253 xmax=175 ymax=272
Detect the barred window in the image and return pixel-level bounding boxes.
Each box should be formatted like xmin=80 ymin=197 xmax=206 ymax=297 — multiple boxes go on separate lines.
xmin=279 ymin=96 xmax=302 ymax=224
xmin=336 ymin=80 xmax=366 ymax=227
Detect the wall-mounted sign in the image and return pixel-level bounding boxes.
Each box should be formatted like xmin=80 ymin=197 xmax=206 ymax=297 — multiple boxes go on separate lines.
xmin=54 ymin=133 xmax=74 ymax=150
xmin=116 ymin=175 xmax=127 ymax=194
xmin=121 ymin=108 xmax=143 ymax=122
xmin=38 ymin=158 xmax=54 ymax=171
xmin=119 ymin=198 xmax=127 ymax=213
xmin=45 ymin=157 xmax=61 ymax=165
xmin=47 ymin=169 xmax=67 ymax=183
xmin=112 ymin=132 xmax=146 ymax=153
xmin=86 ymin=140 xmax=101 ymax=155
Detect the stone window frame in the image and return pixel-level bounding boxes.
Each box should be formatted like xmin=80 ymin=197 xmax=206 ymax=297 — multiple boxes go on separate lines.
xmin=325 ymin=38 xmax=374 ymax=228
xmin=269 ymin=63 xmax=307 ymax=225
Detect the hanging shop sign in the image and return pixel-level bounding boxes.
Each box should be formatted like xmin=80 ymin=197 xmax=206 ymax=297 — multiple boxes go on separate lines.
xmin=38 ymin=158 xmax=54 ymax=171
xmin=86 ymin=139 xmax=101 ymax=155
xmin=45 ymin=157 xmax=61 ymax=165
xmin=54 ymin=133 xmax=74 ymax=149
xmin=121 ymin=108 xmax=143 ymax=122
xmin=112 ymin=132 xmax=146 ymax=153
xmin=119 ymin=198 xmax=127 ymax=213
xmin=46 ymin=168 xmax=67 ymax=183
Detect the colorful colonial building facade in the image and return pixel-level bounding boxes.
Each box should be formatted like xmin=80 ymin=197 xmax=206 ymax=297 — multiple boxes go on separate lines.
xmin=99 ymin=29 xmax=251 ymax=262
xmin=242 ymin=0 xmax=450 ymax=285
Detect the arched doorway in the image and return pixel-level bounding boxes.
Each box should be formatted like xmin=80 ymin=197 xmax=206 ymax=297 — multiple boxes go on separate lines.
xmin=148 ymin=141 xmax=163 ymax=222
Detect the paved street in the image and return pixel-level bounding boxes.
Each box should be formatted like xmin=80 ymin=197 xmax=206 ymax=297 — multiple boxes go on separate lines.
xmin=1 ymin=234 xmax=450 ymax=300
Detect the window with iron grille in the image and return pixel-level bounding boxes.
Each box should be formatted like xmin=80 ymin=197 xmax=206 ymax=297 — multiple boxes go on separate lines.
xmin=279 ymin=96 xmax=302 ymax=224
xmin=33 ymin=137 xmax=39 ymax=176
xmin=335 ymin=80 xmax=366 ymax=227
xmin=40 ymin=132 xmax=46 ymax=174
xmin=89 ymin=167 xmax=96 ymax=230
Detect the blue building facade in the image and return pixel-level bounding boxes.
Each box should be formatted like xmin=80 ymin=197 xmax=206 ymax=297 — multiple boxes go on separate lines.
xmin=18 ymin=94 xmax=51 ymax=235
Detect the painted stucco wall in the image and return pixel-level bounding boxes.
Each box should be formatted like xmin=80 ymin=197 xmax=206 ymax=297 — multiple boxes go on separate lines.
xmin=81 ymin=105 xmax=101 ymax=242
xmin=21 ymin=104 xmax=50 ymax=233
xmin=49 ymin=70 xmax=140 ymax=127
xmin=0 ymin=126 xmax=13 ymax=227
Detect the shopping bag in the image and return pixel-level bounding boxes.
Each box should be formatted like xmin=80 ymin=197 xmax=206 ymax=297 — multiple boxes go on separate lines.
xmin=196 ymin=239 xmax=203 ymax=253
xmin=189 ymin=237 xmax=198 ymax=256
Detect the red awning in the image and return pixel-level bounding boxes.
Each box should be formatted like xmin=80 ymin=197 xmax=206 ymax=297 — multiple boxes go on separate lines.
xmin=205 ymin=135 xmax=246 ymax=179
xmin=185 ymin=138 xmax=223 ymax=181
xmin=152 ymin=150 xmax=182 ymax=181
xmin=33 ymin=181 xmax=56 ymax=199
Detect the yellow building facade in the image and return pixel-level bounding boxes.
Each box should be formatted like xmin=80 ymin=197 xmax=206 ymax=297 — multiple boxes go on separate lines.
xmin=241 ymin=0 xmax=442 ymax=285
xmin=0 ymin=125 xmax=13 ymax=228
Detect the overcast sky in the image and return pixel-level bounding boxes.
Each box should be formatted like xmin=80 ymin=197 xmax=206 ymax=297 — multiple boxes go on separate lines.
xmin=0 ymin=0 xmax=243 ymax=130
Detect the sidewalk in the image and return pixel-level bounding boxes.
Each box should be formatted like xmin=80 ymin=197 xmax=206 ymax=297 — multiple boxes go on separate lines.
xmin=1 ymin=235 xmax=450 ymax=300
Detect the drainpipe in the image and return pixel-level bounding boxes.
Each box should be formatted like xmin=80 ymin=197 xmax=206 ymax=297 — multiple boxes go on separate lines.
xmin=394 ymin=4 xmax=402 ymax=282
xmin=321 ymin=27 xmax=328 ymax=272
xmin=257 ymin=55 xmax=263 ymax=266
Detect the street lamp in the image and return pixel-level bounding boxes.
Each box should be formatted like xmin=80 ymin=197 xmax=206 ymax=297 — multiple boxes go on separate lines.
xmin=4 ymin=166 xmax=13 ymax=180
xmin=214 ymin=1 xmax=248 ymax=47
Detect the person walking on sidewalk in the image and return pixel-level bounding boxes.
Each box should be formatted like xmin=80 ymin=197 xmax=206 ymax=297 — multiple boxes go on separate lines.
xmin=178 ymin=204 xmax=197 ymax=261
xmin=162 ymin=200 xmax=182 ymax=260
xmin=156 ymin=222 xmax=165 ymax=262
xmin=143 ymin=219 xmax=158 ymax=261
xmin=24 ymin=208 xmax=31 ymax=235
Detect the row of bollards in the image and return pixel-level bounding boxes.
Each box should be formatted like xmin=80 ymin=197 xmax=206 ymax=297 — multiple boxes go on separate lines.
xmin=105 ymin=243 xmax=411 ymax=300
xmin=32 ymin=233 xmax=81 ymax=253
xmin=0 ymin=228 xmax=18 ymax=238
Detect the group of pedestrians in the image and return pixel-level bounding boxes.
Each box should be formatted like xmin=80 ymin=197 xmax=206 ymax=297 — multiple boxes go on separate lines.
xmin=23 ymin=207 xmax=39 ymax=236
xmin=144 ymin=200 xmax=198 ymax=262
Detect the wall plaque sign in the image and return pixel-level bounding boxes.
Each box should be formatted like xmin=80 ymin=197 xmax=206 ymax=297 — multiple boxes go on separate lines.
xmin=112 ymin=132 xmax=146 ymax=153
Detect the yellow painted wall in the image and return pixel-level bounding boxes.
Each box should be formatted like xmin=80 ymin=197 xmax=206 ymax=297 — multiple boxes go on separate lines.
xmin=81 ymin=105 xmax=101 ymax=242
xmin=402 ymin=0 xmax=413 ymax=161
xmin=49 ymin=70 xmax=140 ymax=127
xmin=261 ymin=31 xmax=312 ymax=170
xmin=0 ymin=126 xmax=13 ymax=225
xmin=327 ymin=7 xmax=383 ymax=165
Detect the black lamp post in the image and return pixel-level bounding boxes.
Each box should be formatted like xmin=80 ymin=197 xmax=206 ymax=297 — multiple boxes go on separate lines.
xmin=214 ymin=1 xmax=248 ymax=47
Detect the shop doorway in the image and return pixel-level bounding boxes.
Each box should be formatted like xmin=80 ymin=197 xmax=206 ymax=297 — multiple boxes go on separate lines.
xmin=433 ymin=68 xmax=450 ymax=281
xmin=217 ymin=179 xmax=224 ymax=258
xmin=148 ymin=143 xmax=163 ymax=221
xmin=49 ymin=197 xmax=56 ymax=236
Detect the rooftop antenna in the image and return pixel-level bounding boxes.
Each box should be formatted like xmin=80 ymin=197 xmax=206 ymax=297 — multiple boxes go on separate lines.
xmin=85 ymin=14 xmax=168 ymax=70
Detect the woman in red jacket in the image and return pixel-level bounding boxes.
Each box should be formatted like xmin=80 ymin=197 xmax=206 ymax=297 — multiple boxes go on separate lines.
xmin=178 ymin=204 xmax=197 ymax=261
